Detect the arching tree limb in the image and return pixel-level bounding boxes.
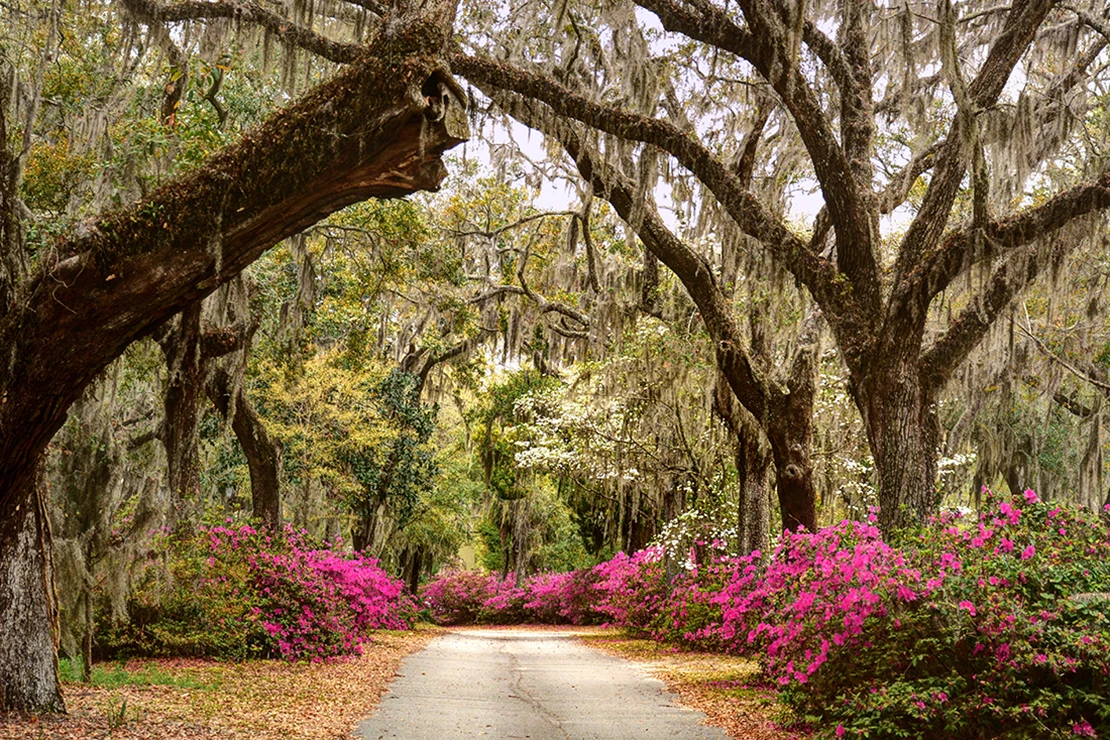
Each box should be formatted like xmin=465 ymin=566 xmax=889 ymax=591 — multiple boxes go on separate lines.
xmin=0 ymin=5 xmax=465 ymax=710
xmin=634 ymin=0 xmax=879 ymax=313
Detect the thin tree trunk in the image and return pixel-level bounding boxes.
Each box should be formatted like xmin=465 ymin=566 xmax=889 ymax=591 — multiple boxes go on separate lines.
xmin=352 ymin=498 xmax=385 ymax=554
xmin=0 ymin=468 xmax=62 ymax=712
xmin=160 ymin=303 xmax=204 ymax=528
xmin=766 ymin=345 xmax=819 ymax=532
xmin=404 ymin=547 xmax=424 ymax=594
xmin=81 ymin=587 xmax=93 ymax=684
xmin=713 ymin=373 xmax=770 ymax=554
xmin=206 ymin=367 xmax=282 ymax=529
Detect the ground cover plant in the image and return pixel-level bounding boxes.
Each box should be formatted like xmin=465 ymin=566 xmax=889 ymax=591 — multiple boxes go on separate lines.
xmin=99 ymin=523 xmax=416 ymax=661
xmin=421 ymin=491 xmax=1110 ymax=739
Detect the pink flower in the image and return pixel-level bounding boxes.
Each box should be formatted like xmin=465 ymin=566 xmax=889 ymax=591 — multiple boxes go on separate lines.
xmin=1021 ymin=545 xmax=1036 ymax=560
xmin=1000 ymin=501 xmax=1020 ymax=523
xmin=1023 ymin=489 xmax=1041 ymax=504
xmin=835 ymin=725 xmax=846 ymax=737
xmin=1072 ymin=721 xmax=1096 ymax=737
xmin=958 ymin=600 xmax=977 ymax=616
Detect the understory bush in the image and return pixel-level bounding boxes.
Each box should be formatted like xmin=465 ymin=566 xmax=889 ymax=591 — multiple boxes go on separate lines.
xmin=421 ymin=491 xmax=1110 ymax=738
xmin=98 ymin=523 xmax=415 ymax=661
xmin=420 ymin=567 xmax=603 ymax=625
xmin=740 ymin=491 xmax=1110 ymax=740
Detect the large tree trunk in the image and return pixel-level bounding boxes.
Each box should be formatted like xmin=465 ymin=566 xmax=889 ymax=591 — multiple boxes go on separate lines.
xmin=859 ymin=361 xmax=941 ymax=532
xmin=765 ymin=346 xmax=819 ymax=533
xmin=0 ymin=469 xmax=62 ymax=712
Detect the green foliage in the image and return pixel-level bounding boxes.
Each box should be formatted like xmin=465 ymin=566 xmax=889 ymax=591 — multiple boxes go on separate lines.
xmin=254 ymin=350 xmax=437 ymax=529
xmin=399 ymin=453 xmax=483 ymax=568
xmin=99 ymin=529 xmax=271 ymax=660
xmin=470 ymin=369 xmax=560 ymax=500
xmin=529 ymin=484 xmax=593 ymax=573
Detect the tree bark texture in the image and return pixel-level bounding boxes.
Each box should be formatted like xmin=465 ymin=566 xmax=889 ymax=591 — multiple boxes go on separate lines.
xmin=0 ymin=39 xmax=465 ymax=517
xmin=160 ymin=303 xmax=205 ymax=528
xmin=765 ymin=345 xmax=819 ymax=532
xmin=714 ymin=374 xmax=770 ymax=554
xmin=0 ymin=469 xmax=62 ymax=712
xmin=0 ymin=17 xmax=466 ymax=711
xmin=858 ymin=360 xmax=941 ymax=533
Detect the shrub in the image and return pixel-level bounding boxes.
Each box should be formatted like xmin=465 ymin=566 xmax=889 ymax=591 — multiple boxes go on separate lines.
xmin=421 ymin=567 xmax=605 ymax=626
xmin=698 ymin=494 xmax=1110 ymax=739
xmin=419 ymin=570 xmax=500 ymax=624
xmin=656 ymin=551 xmax=742 ymax=648
xmin=592 ymin=546 xmax=668 ymax=633
xmin=524 ymin=568 xmax=603 ymax=625
xmin=99 ymin=524 xmax=414 ymax=661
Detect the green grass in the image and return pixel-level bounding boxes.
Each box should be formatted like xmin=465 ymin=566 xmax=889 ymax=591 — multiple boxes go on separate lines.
xmin=59 ymin=658 xmax=218 ymax=690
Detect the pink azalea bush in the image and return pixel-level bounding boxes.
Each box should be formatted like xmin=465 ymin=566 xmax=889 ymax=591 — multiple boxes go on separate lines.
xmin=421 ymin=568 xmax=602 ymax=625
xmin=591 ymin=546 xmax=669 ymax=631
xmin=694 ymin=492 xmax=1110 ymax=738
xmin=101 ymin=523 xmax=415 ymax=661
xmin=523 ymin=569 xmax=601 ymax=625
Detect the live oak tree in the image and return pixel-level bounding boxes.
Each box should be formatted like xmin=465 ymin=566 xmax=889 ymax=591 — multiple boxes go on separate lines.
xmin=0 ymin=0 xmax=466 ymax=712
xmin=115 ymin=0 xmax=830 ymax=535
xmin=448 ymin=0 xmax=1110 ymax=532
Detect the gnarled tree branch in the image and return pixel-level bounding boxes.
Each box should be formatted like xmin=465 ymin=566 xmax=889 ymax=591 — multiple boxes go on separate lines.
xmin=0 ymin=11 xmax=466 ymax=511
xmin=634 ymin=0 xmax=879 ymax=313
xmin=453 ymin=52 xmax=846 ymax=320
xmin=120 ymin=0 xmax=363 ymax=64
xmin=894 ymin=0 xmax=1055 ymax=287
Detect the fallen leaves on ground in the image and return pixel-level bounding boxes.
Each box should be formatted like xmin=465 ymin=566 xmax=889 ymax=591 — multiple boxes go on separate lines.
xmin=0 ymin=628 xmax=440 ymax=740
xmin=580 ymin=631 xmax=808 ymax=740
